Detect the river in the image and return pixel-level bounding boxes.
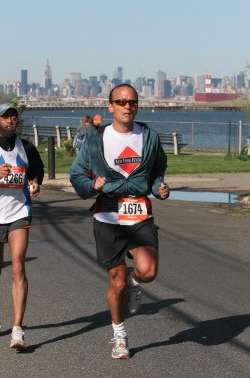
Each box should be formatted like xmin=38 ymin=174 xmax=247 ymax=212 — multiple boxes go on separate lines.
xmin=22 ymin=108 xmax=250 ymax=150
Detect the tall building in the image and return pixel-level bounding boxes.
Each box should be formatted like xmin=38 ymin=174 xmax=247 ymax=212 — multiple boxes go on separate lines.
xmin=156 ymin=70 xmax=167 ymax=98
xmin=20 ymin=69 xmax=28 ymax=96
xmin=236 ymin=71 xmax=245 ymax=89
xmin=68 ymin=73 xmax=90 ymax=96
xmin=147 ymin=78 xmax=155 ymax=96
xmin=163 ymin=80 xmax=172 ymax=97
xmin=134 ymin=77 xmax=146 ymax=93
xmin=117 ymin=66 xmax=123 ymax=82
xmin=44 ymin=59 xmax=53 ymax=94
xmin=113 ymin=66 xmax=123 ymax=84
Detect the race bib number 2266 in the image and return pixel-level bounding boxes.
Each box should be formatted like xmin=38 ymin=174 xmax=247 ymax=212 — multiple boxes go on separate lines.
xmin=0 ymin=166 xmax=26 ymax=188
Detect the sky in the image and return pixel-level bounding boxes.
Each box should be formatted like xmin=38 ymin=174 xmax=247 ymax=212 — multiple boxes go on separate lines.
xmin=0 ymin=0 xmax=249 ymax=84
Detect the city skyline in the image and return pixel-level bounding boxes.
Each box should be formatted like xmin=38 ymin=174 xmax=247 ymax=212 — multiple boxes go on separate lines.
xmin=1 ymin=63 xmax=248 ymax=101
xmin=1 ymin=62 xmax=248 ymax=86
xmin=0 ymin=0 xmax=249 ymax=83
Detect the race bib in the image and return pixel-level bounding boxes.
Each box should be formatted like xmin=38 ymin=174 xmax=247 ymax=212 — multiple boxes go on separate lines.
xmin=118 ymin=196 xmax=151 ymax=225
xmin=0 ymin=166 xmax=26 ymax=189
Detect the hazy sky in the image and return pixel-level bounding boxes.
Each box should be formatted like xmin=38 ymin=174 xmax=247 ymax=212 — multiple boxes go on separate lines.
xmin=1 ymin=0 xmax=249 ymax=83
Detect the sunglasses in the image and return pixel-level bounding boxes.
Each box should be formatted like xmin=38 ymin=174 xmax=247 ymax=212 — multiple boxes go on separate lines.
xmin=111 ymin=99 xmax=138 ymax=107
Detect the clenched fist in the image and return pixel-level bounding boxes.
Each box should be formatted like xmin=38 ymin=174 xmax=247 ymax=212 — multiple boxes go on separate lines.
xmin=159 ymin=182 xmax=170 ymax=199
xmin=94 ymin=176 xmax=106 ymax=191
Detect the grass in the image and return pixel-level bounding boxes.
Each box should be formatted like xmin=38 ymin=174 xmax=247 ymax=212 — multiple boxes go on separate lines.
xmin=38 ymin=145 xmax=75 ymax=173
xmin=167 ymin=153 xmax=250 ymax=174
xmin=37 ymin=143 xmax=250 ymax=175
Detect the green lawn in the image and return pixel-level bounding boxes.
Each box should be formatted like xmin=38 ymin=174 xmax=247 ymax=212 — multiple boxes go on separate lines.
xmin=167 ymin=154 xmax=250 ymax=174
xmin=38 ymin=147 xmax=75 ymax=173
xmin=38 ymin=145 xmax=250 ymax=174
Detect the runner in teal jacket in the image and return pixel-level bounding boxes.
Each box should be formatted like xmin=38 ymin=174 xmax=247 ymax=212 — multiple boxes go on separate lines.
xmin=70 ymin=121 xmax=167 ymax=200
xmin=69 ymin=83 xmax=169 ymax=360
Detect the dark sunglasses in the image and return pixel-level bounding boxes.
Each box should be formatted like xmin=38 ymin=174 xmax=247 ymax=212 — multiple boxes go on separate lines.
xmin=111 ymin=99 xmax=138 ymax=107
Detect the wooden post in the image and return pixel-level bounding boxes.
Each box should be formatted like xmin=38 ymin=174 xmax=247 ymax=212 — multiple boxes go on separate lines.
xmin=66 ymin=126 xmax=71 ymax=140
xmin=33 ymin=124 xmax=39 ymax=147
xmin=48 ymin=137 xmax=55 ymax=179
xmin=55 ymin=125 xmax=61 ymax=148
xmin=238 ymin=120 xmax=242 ymax=155
xmin=172 ymin=132 xmax=178 ymax=155
xmin=247 ymin=138 xmax=250 ymax=156
xmin=191 ymin=123 xmax=194 ymax=147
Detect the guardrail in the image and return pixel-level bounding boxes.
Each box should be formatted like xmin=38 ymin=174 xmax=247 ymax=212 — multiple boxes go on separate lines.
xmin=20 ymin=118 xmax=250 ymax=154
xmin=21 ymin=124 xmax=76 ymax=148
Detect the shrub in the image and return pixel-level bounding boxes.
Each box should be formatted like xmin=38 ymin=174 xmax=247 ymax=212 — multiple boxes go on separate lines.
xmin=63 ymin=139 xmax=75 ymax=156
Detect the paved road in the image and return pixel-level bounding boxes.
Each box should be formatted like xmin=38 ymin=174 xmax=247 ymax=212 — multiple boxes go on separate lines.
xmin=0 ymin=189 xmax=249 ymax=378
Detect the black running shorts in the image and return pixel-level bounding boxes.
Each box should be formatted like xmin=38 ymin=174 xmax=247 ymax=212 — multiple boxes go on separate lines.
xmin=93 ymin=218 xmax=159 ymax=269
xmin=0 ymin=217 xmax=31 ymax=243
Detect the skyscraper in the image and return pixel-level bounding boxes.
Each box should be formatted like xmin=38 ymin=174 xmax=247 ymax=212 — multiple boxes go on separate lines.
xmin=113 ymin=66 xmax=123 ymax=84
xmin=20 ymin=69 xmax=28 ymax=96
xmin=117 ymin=66 xmax=123 ymax=82
xmin=44 ymin=59 xmax=53 ymax=94
xmin=156 ymin=70 xmax=167 ymax=98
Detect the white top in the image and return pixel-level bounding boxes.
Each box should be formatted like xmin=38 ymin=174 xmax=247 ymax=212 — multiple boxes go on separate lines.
xmin=94 ymin=123 xmax=143 ymax=224
xmin=0 ymin=137 xmax=31 ymax=223
xmin=103 ymin=123 xmax=143 ymax=178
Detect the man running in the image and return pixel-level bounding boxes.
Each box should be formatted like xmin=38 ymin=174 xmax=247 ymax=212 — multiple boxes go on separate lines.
xmin=70 ymin=84 xmax=169 ymax=359
xmin=0 ymin=103 xmax=44 ymax=349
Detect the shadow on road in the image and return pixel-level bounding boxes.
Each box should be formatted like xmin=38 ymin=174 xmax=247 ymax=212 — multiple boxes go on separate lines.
xmin=18 ymin=298 xmax=183 ymax=353
xmin=130 ymin=314 xmax=250 ymax=357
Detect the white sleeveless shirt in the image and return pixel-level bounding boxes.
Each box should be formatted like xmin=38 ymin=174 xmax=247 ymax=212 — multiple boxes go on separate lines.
xmin=0 ymin=137 xmax=31 ymax=223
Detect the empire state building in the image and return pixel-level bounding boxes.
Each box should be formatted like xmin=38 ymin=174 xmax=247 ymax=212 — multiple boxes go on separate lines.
xmin=44 ymin=59 xmax=53 ymax=95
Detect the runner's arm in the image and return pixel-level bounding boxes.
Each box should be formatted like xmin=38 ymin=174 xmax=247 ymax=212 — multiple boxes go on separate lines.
xmin=70 ymin=138 xmax=97 ymax=199
xmin=150 ymin=136 xmax=168 ymax=199
xmin=22 ymin=140 xmax=44 ymax=185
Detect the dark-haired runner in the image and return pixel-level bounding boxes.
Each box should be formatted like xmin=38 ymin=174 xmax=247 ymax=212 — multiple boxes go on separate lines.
xmin=70 ymin=84 xmax=169 ymax=359
xmin=0 ymin=103 xmax=44 ymax=349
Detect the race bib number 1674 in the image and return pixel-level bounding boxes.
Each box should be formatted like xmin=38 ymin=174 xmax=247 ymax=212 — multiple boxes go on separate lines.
xmin=118 ymin=197 xmax=150 ymax=225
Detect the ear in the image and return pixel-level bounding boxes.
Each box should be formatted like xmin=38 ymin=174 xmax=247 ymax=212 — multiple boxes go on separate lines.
xmin=108 ymin=103 xmax=114 ymax=114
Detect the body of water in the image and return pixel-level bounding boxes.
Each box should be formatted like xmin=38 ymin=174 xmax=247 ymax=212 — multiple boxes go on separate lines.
xmin=22 ymin=108 xmax=250 ymax=151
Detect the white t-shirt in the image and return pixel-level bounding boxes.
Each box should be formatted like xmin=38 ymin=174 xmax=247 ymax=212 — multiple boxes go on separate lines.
xmin=103 ymin=123 xmax=143 ymax=178
xmin=0 ymin=137 xmax=31 ymax=223
xmin=94 ymin=123 xmax=144 ymax=224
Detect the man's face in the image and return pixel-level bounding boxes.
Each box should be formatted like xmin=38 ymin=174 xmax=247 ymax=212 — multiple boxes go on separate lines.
xmin=0 ymin=114 xmax=18 ymax=136
xmin=108 ymin=86 xmax=138 ymax=126
xmin=93 ymin=115 xmax=103 ymax=127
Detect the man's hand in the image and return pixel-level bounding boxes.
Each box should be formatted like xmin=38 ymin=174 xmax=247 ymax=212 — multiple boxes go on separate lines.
xmin=159 ymin=182 xmax=170 ymax=199
xmin=94 ymin=176 xmax=106 ymax=191
xmin=29 ymin=179 xmax=40 ymax=198
xmin=0 ymin=163 xmax=12 ymax=179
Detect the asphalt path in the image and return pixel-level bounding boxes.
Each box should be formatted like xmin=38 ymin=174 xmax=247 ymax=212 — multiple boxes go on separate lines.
xmin=0 ymin=189 xmax=249 ymax=378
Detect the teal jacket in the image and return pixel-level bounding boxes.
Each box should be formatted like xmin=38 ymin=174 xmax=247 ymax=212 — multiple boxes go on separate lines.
xmin=69 ymin=122 xmax=167 ymax=201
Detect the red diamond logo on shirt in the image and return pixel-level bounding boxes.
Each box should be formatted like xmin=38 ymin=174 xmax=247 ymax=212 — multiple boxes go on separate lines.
xmin=114 ymin=146 xmax=141 ymax=175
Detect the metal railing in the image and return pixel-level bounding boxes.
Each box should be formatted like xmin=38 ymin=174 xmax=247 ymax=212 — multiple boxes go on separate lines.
xmin=20 ymin=116 xmax=250 ymax=153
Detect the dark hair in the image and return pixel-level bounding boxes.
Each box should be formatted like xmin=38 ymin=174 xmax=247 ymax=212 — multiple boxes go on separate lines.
xmin=109 ymin=84 xmax=138 ymax=103
xmin=2 ymin=108 xmax=18 ymax=118
xmin=83 ymin=115 xmax=93 ymax=125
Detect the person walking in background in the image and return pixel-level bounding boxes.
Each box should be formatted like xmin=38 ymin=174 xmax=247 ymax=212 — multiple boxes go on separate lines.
xmin=81 ymin=115 xmax=93 ymax=132
xmin=70 ymin=84 xmax=169 ymax=359
xmin=73 ymin=115 xmax=93 ymax=152
xmin=0 ymin=103 xmax=44 ymax=350
xmin=92 ymin=114 xmax=103 ymax=129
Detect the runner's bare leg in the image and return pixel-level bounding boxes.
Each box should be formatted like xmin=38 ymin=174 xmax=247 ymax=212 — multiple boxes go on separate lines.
xmin=8 ymin=228 xmax=29 ymax=327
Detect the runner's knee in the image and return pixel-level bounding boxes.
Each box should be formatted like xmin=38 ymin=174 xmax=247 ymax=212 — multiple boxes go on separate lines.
xmin=136 ymin=263 xmax=157 ymax=282
xmin=12 ymin=261 xmax=26 ymax=281
xmin=109 ymin=268 xmax=127 ymax=293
